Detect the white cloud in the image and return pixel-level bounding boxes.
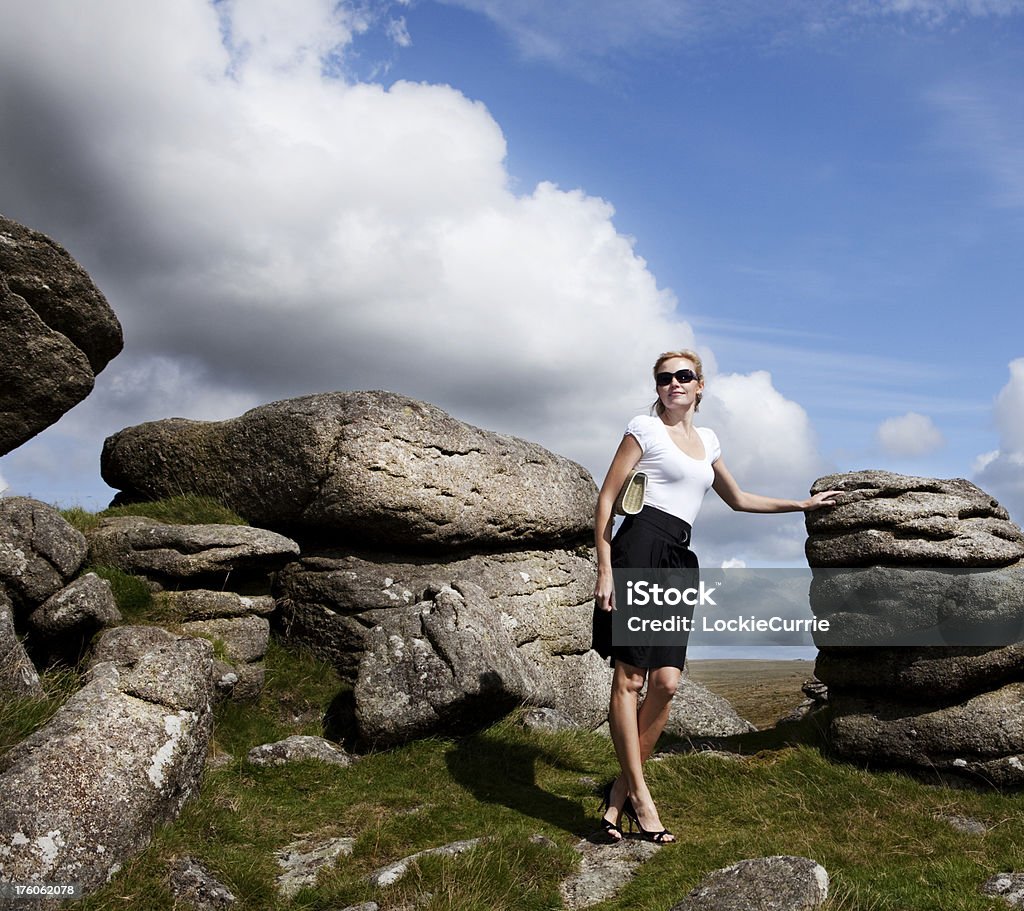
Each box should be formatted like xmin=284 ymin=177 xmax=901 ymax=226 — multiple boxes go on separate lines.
xmin=0 ymin=0 xmax=832 ymax=564
xmin=975 ymin=358 xmax=1024 ymax=523
xmin=875 ymin=412 xmax=945 ymax=457
xmin=695 ymin=370 xmax=830 ymax=564
xmin=386 ymin=16 xmax=412 ymax=46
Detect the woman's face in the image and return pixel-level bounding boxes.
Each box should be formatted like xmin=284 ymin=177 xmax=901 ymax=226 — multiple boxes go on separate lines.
xmin=656 ymin=356 xmax=702 ymax=411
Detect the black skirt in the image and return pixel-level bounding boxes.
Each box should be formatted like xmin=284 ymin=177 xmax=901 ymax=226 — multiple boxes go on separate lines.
xmin=591 ymin=505 xmax=699 ymax=670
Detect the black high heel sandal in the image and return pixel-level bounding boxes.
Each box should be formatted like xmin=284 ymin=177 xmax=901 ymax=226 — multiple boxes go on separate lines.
xmin=622 ymin=798 xmax=674 ymax=843
xmin=598 ymin=780 xmax=624 ymax=843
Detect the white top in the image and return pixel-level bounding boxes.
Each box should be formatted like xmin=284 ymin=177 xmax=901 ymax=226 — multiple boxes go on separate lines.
xmin=624 ymin=415 xmax=721 ymax=526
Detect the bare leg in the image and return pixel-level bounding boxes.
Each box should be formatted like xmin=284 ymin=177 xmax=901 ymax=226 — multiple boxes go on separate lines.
xmin=602 ymin=661 xmax=646 ymax=833
xmin=605 ymin=664 xmax=681 ymax=840
xmin=628 ymin=666 xmax=681 ymax=837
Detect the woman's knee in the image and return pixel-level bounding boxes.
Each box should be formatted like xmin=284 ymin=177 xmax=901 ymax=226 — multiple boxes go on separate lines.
xmin=647 ymin=669 xmax=681 ymax=700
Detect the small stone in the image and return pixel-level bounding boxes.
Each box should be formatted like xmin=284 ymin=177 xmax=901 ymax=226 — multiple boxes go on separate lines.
xmin=367 ymin=838 xmax=484 ymax=888
xmin=982 ymin=872 xmax=1024 ymax=907
xmin=274 ymin=835 xmax=355 ymax=899
xmin=168 ymin=855 xmax=236 ymax=910
xmin=247 ymin=735 xmax=355 ymax=768
xmin=560 ymin=836 xmax=661 ymax=910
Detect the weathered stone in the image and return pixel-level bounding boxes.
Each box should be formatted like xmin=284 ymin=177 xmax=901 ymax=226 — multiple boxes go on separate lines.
xmin=982 ymin=872 xmax=1024 ymax=908
xmin=806 ymin=471 xmax=1024 ymax=567
xmin=815 ymin=645 xmax=1024 ymax=701
xmin=664 ymin=676 xmax=757 ymax=738
xmin=101 ymin=391 xmax=596 ymax=549
xmin=367 ymin=838 xmax=483 ymax=888
xmin=28 ymin=572 xmax=121 ymax=638
xmin=559 ymin=836 xmax=661 ymax=910
xmin=276 ymin=547 xmax=604 ymax=727
xmin=90 ymin=624 xmax=178 ymax=666
xmin=0 ymin=215 xmax=122 ymax=374
xmin=669 ymin=855 xmax=830 ymax=911
xmin=167 ymin=855 xmax=237 ymax=910
xmin=830 ymin=683 xmax=1024 ymax=786
xmin=523 ymin=647 xmax=610 ymax=730
xmin=0 ymin=637 xmax=214 ymax=904
xmin=938 ymin=814 xmax=987 ymax=835
xmin=517 ymin=707 xmax=582 ymax=732
xmin=354 ymin=582 xmax=551 ymax=748
xmin=0 ymin=497 xmax=87 ymax=610
xmin=154 ymin=590 xmax=277 ymax=621
xmin=247 ymin=732 xmax=356 ymax=765
xmin=0 ymin=593 xmax=42 ymax=697
xmin=0 ymin=215 xmax=123 ymax=455
xmin=809 ymin=565 xmax=1024 ymax=648
xmin=86 ymin=516 xmax=299 ymax=583
xmin=247 ymin=735 xmax=355 ymax=768
xmin=180 ymin=616 xmax=269 ymax=665
xmin=274 ymin=835 xmax=355 ymax=899
xmin=0 ymin=275 xmax=94 ymax=457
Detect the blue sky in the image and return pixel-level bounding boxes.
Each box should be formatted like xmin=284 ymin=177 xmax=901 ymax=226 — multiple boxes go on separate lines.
xmin=1 ymin=0 xmax=1023 ymax=569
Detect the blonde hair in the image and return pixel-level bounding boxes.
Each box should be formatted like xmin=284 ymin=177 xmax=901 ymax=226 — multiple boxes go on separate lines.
xmin=651 ymin=349 xmax=704 ymax=415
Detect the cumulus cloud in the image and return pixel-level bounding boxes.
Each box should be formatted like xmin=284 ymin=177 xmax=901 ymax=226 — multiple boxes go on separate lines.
xmin=875 ymin=412 xmax=945 ymax=457
xmin=974 ymin=358 xmax=1024 ymax=523
xmin=0 ymin=0 xmax=829 ymax=562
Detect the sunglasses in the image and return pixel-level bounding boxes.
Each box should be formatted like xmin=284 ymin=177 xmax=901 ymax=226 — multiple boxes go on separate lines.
xmin=656 ymin=369 xmax=700 ymax=386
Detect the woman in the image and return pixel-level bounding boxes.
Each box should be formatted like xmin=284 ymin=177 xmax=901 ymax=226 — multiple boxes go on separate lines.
xmin=592 ymin=350 xmax=839 ymax=843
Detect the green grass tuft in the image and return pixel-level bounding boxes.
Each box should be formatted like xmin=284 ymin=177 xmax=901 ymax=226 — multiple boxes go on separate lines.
xmin=88 ymin=565 xmax=155 ymax=622
xmin=0 ymin=666 xmax=83 ymax=756
xmin=60 ymin=494 xmax=248 ymax=531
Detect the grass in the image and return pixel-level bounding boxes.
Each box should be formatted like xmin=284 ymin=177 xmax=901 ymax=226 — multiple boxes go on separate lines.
xmin=59 ymin=494 xmax=248 ymax=533
xmin=57 ymin=643 xmax=1022 ymax=911
xmin=0 ymin=665 xmax=83 ymax=755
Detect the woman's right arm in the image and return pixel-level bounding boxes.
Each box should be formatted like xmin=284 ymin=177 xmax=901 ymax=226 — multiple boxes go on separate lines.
xmin=594 ymin=433 xmax=643 ymax=612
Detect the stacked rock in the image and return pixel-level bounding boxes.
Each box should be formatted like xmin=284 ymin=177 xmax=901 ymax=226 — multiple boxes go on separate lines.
xmin=805 ymin=470 xmax=1024 ymax=786
xmin=101 ymin=390 xmax=608 ymax=747
xmin=0 ymin=497 xmax=120 ymax=685
xmin=84 ymin=516 xmax=299 ymax=700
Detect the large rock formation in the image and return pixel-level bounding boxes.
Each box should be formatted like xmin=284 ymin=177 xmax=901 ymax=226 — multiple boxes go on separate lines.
xmin=100 ymin=390 xmax=595 ymax=550
xmin=0 ymin=214 xmax=123 ymax=456
xmin=806 ymin=470 xmax=1024 ymax=785
xmin=0 ymin=632 xmax=214 ymax=905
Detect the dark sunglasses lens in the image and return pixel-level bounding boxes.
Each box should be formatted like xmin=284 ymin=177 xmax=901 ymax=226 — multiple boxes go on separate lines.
xmin=657 ymin=370 xmax=697 ymax=385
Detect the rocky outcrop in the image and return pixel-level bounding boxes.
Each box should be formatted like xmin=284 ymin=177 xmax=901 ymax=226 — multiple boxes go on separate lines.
xmin=181 ymin=615 xmax=269 ymax=700
xmin=665 ymin=677 xmax=757 ymax=738
xmin=0 ymin=214 xmax=123 ymax=456
xmin=806 ymin=471 xmax=1024 ymax=785
xmin=0 ymin=633 xmax=214 ymax=905
xmin=100 ymin=391 xmax=595 ymax=550
xmin=86 ymin=517 xmax=300 ymax=586
xmin=0 ymin=497 xmax=87 ymax=611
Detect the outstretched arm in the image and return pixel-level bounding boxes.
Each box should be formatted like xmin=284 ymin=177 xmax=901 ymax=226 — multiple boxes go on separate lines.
xmin=712 ymin=457 xmax=839 ymax=513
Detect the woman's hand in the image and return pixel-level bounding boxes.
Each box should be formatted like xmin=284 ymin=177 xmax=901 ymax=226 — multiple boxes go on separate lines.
xmin=594 ymin=566 xmax=616 ymax=612
xmin=802 ymin=490 xmax=842 ymax=511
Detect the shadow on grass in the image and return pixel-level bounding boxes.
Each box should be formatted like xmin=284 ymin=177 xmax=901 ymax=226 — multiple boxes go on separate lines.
xmin=444 ymin=727 xmax=597 ymax=840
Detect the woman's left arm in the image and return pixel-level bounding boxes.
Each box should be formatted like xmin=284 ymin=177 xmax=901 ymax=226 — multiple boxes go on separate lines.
xmin=712 ymin=457 xmax=839 ymax=513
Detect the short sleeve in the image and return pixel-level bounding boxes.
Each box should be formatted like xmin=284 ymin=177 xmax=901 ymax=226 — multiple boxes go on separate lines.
xmin=624 ymin=416 xmax=652 ymax=454
xmin=703 ymin=427 xmax=722 ymax=463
